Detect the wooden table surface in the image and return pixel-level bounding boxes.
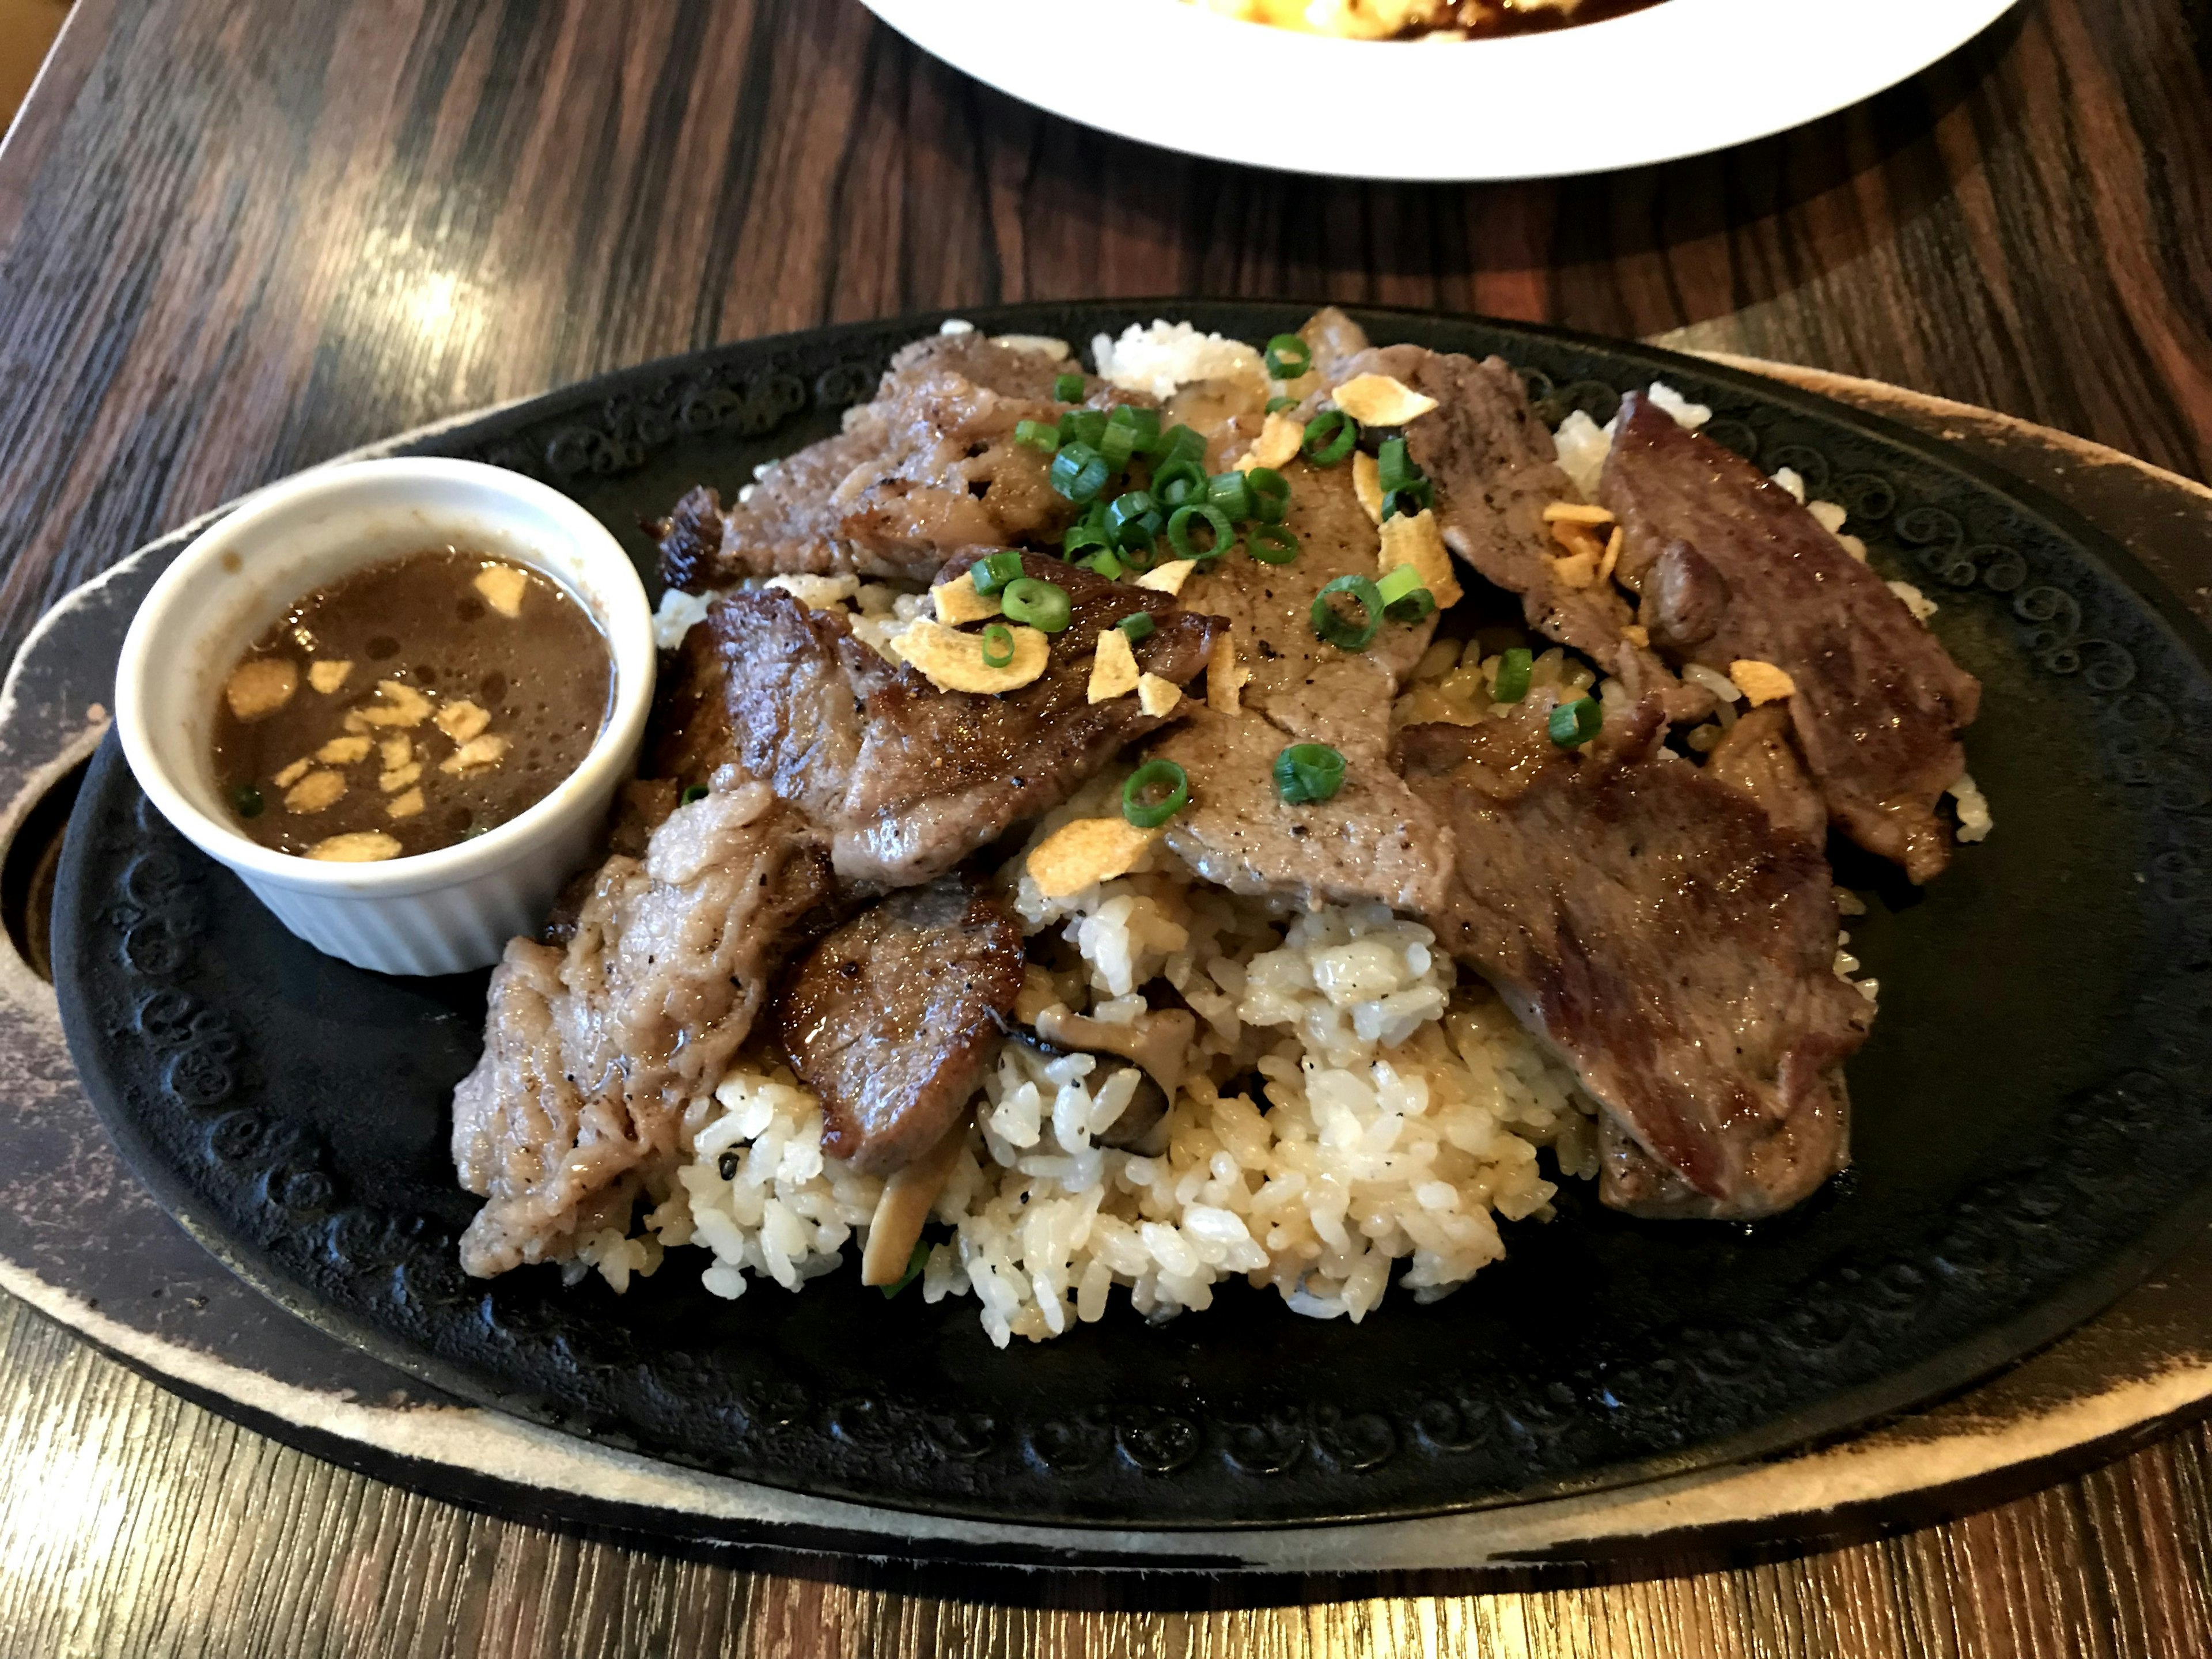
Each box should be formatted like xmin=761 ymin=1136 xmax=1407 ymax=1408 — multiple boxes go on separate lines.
xmin=2 ymin=0 xmax=2210 ymax=1652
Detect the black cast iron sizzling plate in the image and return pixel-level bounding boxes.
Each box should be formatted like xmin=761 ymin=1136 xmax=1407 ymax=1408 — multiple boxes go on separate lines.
xmin=50 ymin=304 xmax=2212 ymax=1531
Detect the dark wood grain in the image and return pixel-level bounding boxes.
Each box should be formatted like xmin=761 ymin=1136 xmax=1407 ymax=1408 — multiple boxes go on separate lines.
xmin=0 ymin=0 xmax=2209 ymax=1652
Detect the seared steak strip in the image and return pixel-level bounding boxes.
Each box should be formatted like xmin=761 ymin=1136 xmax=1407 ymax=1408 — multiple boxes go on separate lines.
xmin=1300 ymin=309 xmax=1709 ymax=724
xmin=1148 ymin=459 xmax=1454 ymax=914
xmin=662 ymin=562 xmax=1222 ymax=888
xmin=451 ymin=784 xmax=833 ymax=1276
xmin=771 ymin=875 xmax=1025 ymax=1176
xmin=1703 ymin=705 xmax=1826 ymax=843
xmin=1599 ymin=392 xmax=1982 ymax=881
xmin=659 ymin=335 xmax=1119 ymax=590
xmin=1400 ymin=703 xmax=1869 ymax=1219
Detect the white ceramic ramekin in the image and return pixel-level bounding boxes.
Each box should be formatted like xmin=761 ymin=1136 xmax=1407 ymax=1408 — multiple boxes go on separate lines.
xmin=115 ymin=458 xmax=656 ymax=976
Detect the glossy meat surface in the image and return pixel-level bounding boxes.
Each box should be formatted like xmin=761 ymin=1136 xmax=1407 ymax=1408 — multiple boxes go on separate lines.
xmin=1149 ymin=460 xmax=1453 ymax=914
xmin=657 ymin=335 xmax=1100 ymax=589
xmin=1400 ymin=706 xmax=1869 ymax=1219
xmin=1314 ymin=324 xmax=1709 ymax=724
xmin=451 ymin=784 xmax=833 ymax=1275
xmin=772 ymin=877 xmax=1025 ymax=1174
xmin=1600 ymin=391 xmax=1982 ymax=881
xmin=665 ymin=568 xmax=1221 ymax=888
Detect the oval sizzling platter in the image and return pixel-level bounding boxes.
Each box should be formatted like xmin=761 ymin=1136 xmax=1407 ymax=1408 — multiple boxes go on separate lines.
xmin=51 ymin=302 xmax=2212 ymax=1531
xmin=858 ymin=0 xmax=2025 ymax=181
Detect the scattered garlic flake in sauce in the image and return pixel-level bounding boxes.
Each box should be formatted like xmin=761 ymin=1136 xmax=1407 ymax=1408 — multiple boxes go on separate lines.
xmin=209 ymin=550 xmax=612 ymax=860
xmin=309 ymin=831 xmax=404 ymax=863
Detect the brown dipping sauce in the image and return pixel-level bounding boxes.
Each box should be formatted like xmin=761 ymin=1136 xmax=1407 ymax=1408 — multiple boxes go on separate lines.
xmin=210 ymin=550 xmax=613 ymax=862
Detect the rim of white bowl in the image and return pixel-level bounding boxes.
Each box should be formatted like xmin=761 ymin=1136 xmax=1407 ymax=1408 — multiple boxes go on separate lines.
xmin=859 ymin=0 xmax=2024 ymax=181
xmin=115 ymin=457 xmax=654 ymax=899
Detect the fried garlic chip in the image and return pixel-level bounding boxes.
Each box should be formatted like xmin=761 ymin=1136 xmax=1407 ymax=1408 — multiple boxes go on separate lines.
xmin=1027 ymin=817 xmax=1160 ymax=900
xmin=1331 ymin=373 xmax=1438 ymax=427
xmin=896 ymin=618 xmax=1050 ymax=695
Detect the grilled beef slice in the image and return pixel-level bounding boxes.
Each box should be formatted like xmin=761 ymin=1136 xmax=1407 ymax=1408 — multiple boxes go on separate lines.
xmin=771 ymin=876 xmax=1025 ymax=1174
xmin=1147 ymin=459 xmax=1455 ymax=915
xmin=661 ymin=563 xmax=1222 ymax=888
xmin=658 ymin=335 xmax=1116 ymax=590
xmin=1299 ymin=314 xmax=1709 ymax=725
xmin=1599 ymin=391 xmax=1982 ymax=881
xmin=1400 ymin=703 xmax=1870 ymax=1220
xmin=1703 ymin=704 xmax=1827 ymax=843
xmin=451 ymin=784 xmax=833 ymax=1276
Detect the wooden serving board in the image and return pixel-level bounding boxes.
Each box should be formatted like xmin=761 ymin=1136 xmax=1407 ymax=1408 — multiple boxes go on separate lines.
xmin=1 ymin=364 xmax=2206 ymax=1571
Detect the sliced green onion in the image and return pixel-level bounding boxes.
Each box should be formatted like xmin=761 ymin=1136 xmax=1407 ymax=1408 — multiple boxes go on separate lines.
xmin=1049 ymin=441 xmax=1110 ymax=503
xmin=1003 ymin=577 xmax=1073 ymax=633
xmin=1493 ymin=647 xmax=1533 ymax=703
xmin=1387 ymin=588 xmax=1436 ymax=623
xmin=880 ymin=1237 xmax=931 ymax=1299
xmin=1080 ymin=550 xmax=1126 ymax=580
xmin=1302 ymin=409 xmax=1358 ymax=465
xmin=1100 ymin=416 xmax=1139 ymax=471
xmin=1122 ymin=759 xmax=1190 ymax=829
xmin=1376 ymin=565 xmax=1435 ymax=622
xmin=232 ymin=784 xmax=264 ymax=820
xmin=1166 ymin=503 xmax=1236 ymax=562
xmin=1264 ymin=333 xmax=1313 ymax=380
xmin=681 ymin=784 xmax=710 ymax=804
xmin=1059 ymin=407 xmax=1107 ymax=450
xmin=1063 ymin=517 xmax=1113 ymax=559
xmin=1054 ymin=372 xmax=1085 ymax=403
xmin=1120 ymin=523 xmax=1164 ymax=565
xmin=1151 ymin=459 xmax=1208 ymax=510
xmin=971 ymin=550 xmax=1027 ymax=594
xmin=1206 ymin=469 xmax=1253 ymax=521
xmin=1247 ymin=524 xmax=1300 ymax=565
xmin=1377 ymin=566 xmax=1425 ymax=605
xmin=1377 ymin=437 xmax=1415 ymax=493
xmin=1310 ymin=573 xmax=1384 ymax=652
xmin=1014 ymin=418 xmax=1060 ymax=454
xmin=1273 ymin=743 xmax=1346 ymax=805
xmin=1549 ymin=696 xmax=1603 ymax=747
xmin=1116 ymin=612 xmax=1156 ymax=643
xmin=1380 ymin=484 xmax=1433 ymax=522
xmin=1106 ymin=490 xmax=1156 ymax=548
xmin=1106 ymin=403 xmax=1160 ymax=456
xmin=1153 ymin=424 xmax=1206 ymax=472
xmin=980 ymin=622 xmax=1016 ymax=668
xmin=1245 ymin=467 xmax=1290 ymax=523
xmin=1265 ymin=395 xmax=1296 ymax=415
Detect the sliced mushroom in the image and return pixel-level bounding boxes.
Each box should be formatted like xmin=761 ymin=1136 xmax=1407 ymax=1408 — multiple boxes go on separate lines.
xmin=859 ymin=1113 xmax=967 ymax=1289
xmin=1014 ymin=1003 xmax=1196 ymax=1158
xmin=1033 ymin=1003 xmax=1196 ymax=1099
xmin=1092 ymin=1068 xmax=1172 ymax=1156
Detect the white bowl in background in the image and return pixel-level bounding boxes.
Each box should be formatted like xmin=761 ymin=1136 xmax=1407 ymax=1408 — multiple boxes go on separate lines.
xmin=115 ymin=458 xmax=655 ymax=976
xmin=860 ymin=0 xmax=2023 ymax=180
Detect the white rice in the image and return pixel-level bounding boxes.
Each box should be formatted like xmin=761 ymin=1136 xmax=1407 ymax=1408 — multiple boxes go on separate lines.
xmin=650 ymin=571 xmax=923 ymax=660
xmin=651 ymin=586 xmax=713 ymax=650
xmin=1091 ymin=320 xmax=1268 ymax=400
xmin=598 ymin=842 xmax=1600 ymax=1344
xmin=1951 ymin=774 xmax=1993 ymax=843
